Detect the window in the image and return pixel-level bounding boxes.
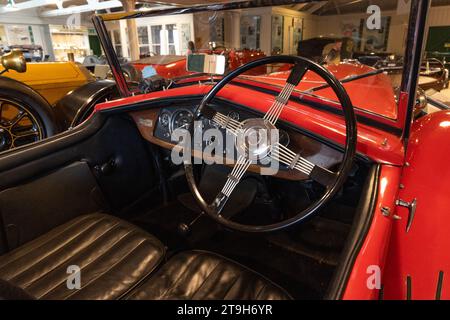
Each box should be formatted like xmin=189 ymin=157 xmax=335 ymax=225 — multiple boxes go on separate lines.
xmin=271 ymin=15 xmax=284 ymax=54
xmin=240 ymin=16 xmax=261 ymax=50
xmin=166 ymin=24 xmax=177 ymax=55
xmin=111 ymin=29 xmax=122 ymax=57
xmin=210 ymin=17 xmax=225 ymax=47
xmin=151 ymin=25 xmax=162 ymax=55
xmin=138 ymin=26 xmax=149 ymax=57
xmin=135 ymin=24 xmax=177 ymax=56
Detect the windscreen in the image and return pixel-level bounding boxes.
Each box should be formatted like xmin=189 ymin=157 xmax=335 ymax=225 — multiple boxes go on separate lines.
xmin=99 ymin=1 xmax=430 ymax=121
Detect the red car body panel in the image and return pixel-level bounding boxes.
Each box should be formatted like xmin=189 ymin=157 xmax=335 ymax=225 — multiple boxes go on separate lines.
xmin=245 ymin=63 xmax=399 ymax=122
xmin=342 ymin=165 xmax=401 ymax=299
xmin=226 ymin=49 xmax=267 ymax=75
xmin=382 ymin=110 xmax=450 ymax=300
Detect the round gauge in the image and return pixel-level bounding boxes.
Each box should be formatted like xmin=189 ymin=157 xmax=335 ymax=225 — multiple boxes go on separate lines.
xmin=171 ymin=109 xmax=194 ymax=132
xmin=160 ymin=112 xmax=171 ymax=127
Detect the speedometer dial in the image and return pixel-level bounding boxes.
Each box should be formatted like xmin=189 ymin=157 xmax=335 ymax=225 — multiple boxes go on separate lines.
xmin=171 ymin=109 xmax=194 ymax=132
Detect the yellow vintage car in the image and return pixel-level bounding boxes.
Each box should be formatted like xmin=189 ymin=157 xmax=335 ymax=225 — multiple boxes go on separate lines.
xmin=0 ymin=50 xmax=117 ymax=152
xmin=6 ymin=61 xmax=94 ymax=106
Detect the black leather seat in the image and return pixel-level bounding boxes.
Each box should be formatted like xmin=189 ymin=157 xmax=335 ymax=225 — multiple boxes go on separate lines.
xmin=0 ymin=213 xmax=291 ymax=300
xmin=0 ymin=214 xmax=165 ymax=299
xmin=126 ymin=250 xmax=292 ymax=300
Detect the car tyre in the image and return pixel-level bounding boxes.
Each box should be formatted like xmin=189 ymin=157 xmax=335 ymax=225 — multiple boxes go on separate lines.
xmin=0 ymin=77 xmax=58 ymax=151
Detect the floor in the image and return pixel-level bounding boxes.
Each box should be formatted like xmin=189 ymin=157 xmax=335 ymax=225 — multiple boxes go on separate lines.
xmin=427 ymin=87 xmax=450 ymax=112
xmin=129 ymin=190 xmax=357 ymax=300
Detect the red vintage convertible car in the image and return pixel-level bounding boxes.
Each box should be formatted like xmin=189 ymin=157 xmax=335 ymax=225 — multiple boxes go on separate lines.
xmin=0 ymin=0 xmax=445 ymax=300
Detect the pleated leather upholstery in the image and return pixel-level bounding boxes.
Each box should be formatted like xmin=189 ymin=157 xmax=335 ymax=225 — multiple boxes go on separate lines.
xmin=126 ymin=250 xmax=292 ymax=300
xmin=0 ymin=213 xmax=165 ymax=300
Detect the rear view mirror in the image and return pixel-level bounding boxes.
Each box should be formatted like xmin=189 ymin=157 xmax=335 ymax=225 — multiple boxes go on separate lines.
xmin=187 ymin=54 xmax=226 ymax=75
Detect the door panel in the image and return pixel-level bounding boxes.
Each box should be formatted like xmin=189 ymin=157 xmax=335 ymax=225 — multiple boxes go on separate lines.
xmin=0 ymin=114 xmax=158 ymax=254
xmin=383 ymin=112 xmax=450 ymax=299
xmin=0 ymin=161 xmax=103 ymax=252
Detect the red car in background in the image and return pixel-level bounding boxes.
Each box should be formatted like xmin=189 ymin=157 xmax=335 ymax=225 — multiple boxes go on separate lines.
xmin=132 ymin=48 xmax=267 ymax=78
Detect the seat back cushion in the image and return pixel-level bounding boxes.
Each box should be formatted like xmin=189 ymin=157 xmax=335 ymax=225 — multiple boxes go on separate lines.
xmin=0 ymin=213 xmax=165 ymax=300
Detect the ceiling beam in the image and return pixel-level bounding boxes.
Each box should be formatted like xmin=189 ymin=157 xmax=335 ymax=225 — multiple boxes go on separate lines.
xmin=40 ymin=0 xmax=123 ymax=17
xmin=332 ymin=0 xmax=341 ymax=14
xmin=291 ymin=3 xmax=309 ymax=11
xmin=306 ymin=1 xmax=327 ymax=14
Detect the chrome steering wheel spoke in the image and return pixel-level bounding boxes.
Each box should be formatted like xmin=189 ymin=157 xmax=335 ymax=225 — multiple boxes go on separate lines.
xmin=211 ymin=155 xmax=251 ymax=214
xmin=263 ymin=63 xmax=308 ymax=126
xmin=210 ymin=111 xmax=242 ymax=135
xmin=271 ymin=142 xmax=336 ymax=186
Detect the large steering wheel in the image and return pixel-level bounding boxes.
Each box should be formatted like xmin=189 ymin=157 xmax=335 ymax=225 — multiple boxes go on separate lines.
xmin=185 ymin=55 xmax=357 ymax=232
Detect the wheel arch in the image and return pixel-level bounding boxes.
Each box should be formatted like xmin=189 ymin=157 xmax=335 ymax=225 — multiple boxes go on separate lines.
xmin=54 ymin=79 xmax=118 ymax=130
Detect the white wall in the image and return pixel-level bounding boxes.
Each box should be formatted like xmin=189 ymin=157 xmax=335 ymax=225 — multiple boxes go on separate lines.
xmin=0 ymin=9 xmax=46 ymax=25
xmin=0 ymin=8 xmax=93 ymax=60
xmin=428 ymin=5 xmax=450 ymax=26
xmin=239 ymin=7 xmax=272 ymax=54
xmin=311 ymin=5 xmax=450 ymax=56
xmin=193 ymin=7 xmax=317 ymax=56
xmin=193 ymin=8 xmax=273 ymax=52
xmin=0 ymin=9 xmax=54 ymax=54
xmin=272 ymin=6 xmax=317 ymax=54
xmin=313 ymin=10 xmax=410 ymax=55
xmin=234 ymin=6 xmax=317 ymax=55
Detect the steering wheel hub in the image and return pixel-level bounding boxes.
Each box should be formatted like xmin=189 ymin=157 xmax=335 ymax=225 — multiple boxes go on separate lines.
xmin=235 ymin=118 xmax=276 ymax=161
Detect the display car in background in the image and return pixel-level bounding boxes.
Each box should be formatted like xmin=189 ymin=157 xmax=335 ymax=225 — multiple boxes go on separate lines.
xmin=0 ymin=44 xmax=46 ymax=62
xmin=0 ymin=0 xmax=448 ymax=300
xmin=418 ymin=58 xmax=449 ymax=91
xmin=427 ymin=51 xmax=450 ymax=72
xmin=132 ymin=48 xmax=267 ymax=78
xmin=367 ymin=55 xmax=449 ymax=92
xmin=297 ymin=36 xmax=449 ymax=93
xmin=0 ymin=51 xmax=119 ymax=151
xmin=297 ymin=36 xmax=355 ymax=63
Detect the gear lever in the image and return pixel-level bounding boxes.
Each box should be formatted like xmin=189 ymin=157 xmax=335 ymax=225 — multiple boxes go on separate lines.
xmin=177 ymin=211 xmax=205 ymax=236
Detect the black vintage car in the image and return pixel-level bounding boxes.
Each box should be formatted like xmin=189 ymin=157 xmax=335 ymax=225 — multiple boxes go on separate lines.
xmin=297 ymin=37 xmax=355 ymax=63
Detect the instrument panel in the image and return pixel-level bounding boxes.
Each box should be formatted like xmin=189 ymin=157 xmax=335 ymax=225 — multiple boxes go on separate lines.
xmin=130 ymin=103 xmax=343 ymax=181
xmin=154 ymin=104 xmax=249 ymax=144
xmin=154 ymin=105 xmax=292 ymax=150
xmin=156 ymin=108 xmax=196 ymax=140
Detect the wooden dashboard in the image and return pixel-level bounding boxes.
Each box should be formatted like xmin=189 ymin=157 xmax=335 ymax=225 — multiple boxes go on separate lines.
xmin=130 ymin=107 xmax=343 ymax=181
